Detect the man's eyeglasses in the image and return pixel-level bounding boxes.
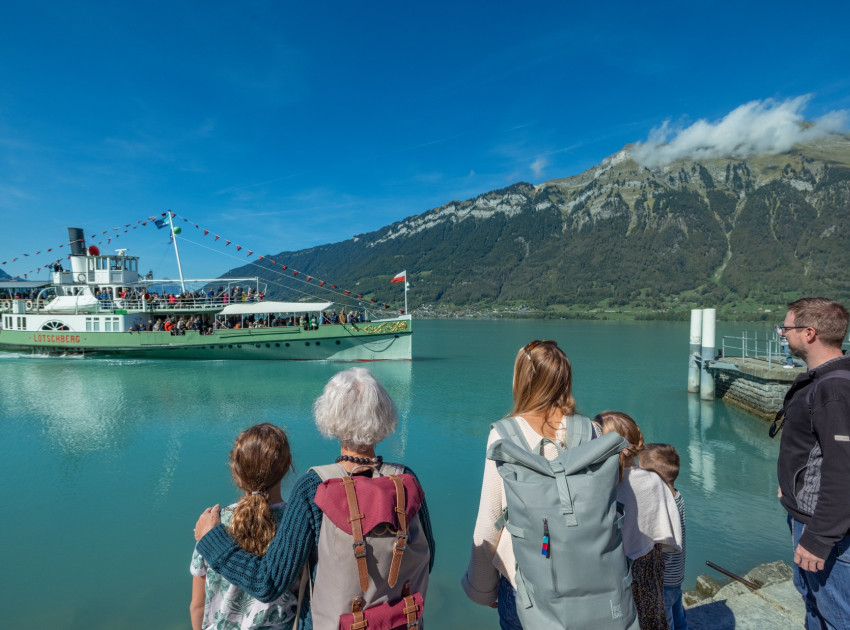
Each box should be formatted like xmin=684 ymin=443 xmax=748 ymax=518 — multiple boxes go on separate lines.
xmin=778 ymin=325 xmax=809 ymax=333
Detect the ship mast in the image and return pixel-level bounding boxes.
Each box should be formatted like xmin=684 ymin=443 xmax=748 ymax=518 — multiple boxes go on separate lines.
xmin=167 ymin=210 xmax=187 ymax=293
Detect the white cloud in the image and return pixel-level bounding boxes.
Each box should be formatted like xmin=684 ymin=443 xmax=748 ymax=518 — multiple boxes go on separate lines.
xmin=632 ymin=96 xmax=849 ymax=168
xmin=530 ymin=156 xmax=548 ymax=178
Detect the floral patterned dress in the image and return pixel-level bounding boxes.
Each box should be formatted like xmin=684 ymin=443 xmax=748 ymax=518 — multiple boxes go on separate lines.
xmin=191 ymin=502 xmax=297 ymax=630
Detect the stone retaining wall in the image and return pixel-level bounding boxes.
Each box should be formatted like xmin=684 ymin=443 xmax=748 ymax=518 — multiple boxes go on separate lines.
xmin=710 ymin=364 xmax=791 ymax=419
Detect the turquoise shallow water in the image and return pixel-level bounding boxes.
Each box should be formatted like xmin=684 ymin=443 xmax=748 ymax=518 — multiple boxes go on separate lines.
xmin=0 ymin=319 xmax=789 ymax=629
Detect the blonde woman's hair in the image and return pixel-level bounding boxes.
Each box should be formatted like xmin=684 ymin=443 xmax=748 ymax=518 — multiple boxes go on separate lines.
xmin=510 ymin=340 xmax=576 ymax=419
xmin=597 ymin=410 xmax=644 ymax=482
xmin=228 ymin=423 xmax=292 ymax=556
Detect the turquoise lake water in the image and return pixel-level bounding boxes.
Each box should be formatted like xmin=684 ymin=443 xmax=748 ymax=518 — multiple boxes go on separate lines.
xmin=0 ymin=319 xmax=790 ymax=629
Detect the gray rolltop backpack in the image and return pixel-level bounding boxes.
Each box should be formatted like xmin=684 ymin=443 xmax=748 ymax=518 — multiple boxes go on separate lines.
xmin=488 ymin=415 xmax=638 ymax=630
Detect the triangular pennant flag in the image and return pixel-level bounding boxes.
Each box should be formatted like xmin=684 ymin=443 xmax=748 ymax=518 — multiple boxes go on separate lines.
xmin=204 ymin=230 xmax=209 ymax=236
xmin=225 ymin=240 xmax=231 ymax=246
xmin=320 ymin=281 xmax=325 ymax=286
xmin=215 ymin=235 xmax=220 ymax=241
xmin=247 ymin=251 xmax=253 ymax=256
xmin=236 ymin=245 xmax=242 ymax=251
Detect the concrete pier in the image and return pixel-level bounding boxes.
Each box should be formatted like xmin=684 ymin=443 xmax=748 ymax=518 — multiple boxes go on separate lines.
xmin=707 ymin=357 xmax=802 ymax=419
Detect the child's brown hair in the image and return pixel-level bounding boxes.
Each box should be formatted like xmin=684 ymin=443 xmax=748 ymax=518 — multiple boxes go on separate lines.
xmin=640 ymin=443 xmax=680 ymax=493
xmin=228 ymin=423 xmax=292 ymax=555
xmin=597 ymin=410 xmax=644 ymax=481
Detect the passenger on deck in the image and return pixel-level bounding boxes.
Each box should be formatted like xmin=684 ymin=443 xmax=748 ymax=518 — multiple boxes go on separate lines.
xmin=339 ymin=308 xmax=347 ymax=324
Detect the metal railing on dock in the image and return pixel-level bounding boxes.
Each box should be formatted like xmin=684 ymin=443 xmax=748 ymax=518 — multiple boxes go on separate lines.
xmin=718 ymin=331 xmax=786 ymax=368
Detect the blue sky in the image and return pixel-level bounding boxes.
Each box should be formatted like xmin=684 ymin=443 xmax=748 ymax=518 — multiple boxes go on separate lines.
xmin=2 ymin=1 xmax=849 ymax=282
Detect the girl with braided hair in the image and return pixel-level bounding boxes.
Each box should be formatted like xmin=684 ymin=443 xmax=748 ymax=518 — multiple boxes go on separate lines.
xmin=598 ymin=411 xmax=682 ymax=630
xmin=596 ymin=411 xmax=682 ymax=630
xmin=190 ymin=423 xmax=296 ymax=630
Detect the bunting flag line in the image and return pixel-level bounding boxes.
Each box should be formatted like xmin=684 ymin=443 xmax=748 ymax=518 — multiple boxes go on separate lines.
xmin=2 ymin=212 xmax=400 ymax=310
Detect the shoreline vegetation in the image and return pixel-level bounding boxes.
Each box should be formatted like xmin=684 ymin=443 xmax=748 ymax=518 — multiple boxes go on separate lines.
xmin=409 ymin=302 xmax=787 ymax=322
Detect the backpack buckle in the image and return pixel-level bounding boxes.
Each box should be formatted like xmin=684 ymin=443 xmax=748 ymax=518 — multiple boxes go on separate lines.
xmin=352 ymin=540 xmax=367 ymax=558
xmin=394 ymin=532 xmax=409 ymax=551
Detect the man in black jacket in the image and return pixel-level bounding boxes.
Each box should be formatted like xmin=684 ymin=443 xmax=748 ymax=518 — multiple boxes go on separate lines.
xmin=777 ymin=297 xmax=850 ymax=629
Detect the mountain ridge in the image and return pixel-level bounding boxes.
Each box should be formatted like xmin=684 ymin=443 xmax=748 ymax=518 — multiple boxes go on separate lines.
xmin=223 ymin=134 xmax=850 ymax=316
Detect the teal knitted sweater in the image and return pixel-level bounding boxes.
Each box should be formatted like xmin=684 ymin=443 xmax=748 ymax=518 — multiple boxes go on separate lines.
xmin=197 ymin=467 xmax=435 ymax=630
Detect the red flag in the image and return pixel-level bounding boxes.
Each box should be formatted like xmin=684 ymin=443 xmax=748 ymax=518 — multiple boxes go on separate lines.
xmin=215 ymin=235 xmax=220 ymax=241
xmin=281 ymin=265 xmax=286 ymax=270
xmin=345 ymin=290 xmax=350 ymax=295
xmin=391 ymin=271 xmax=406 ymax=283
xmin=306 ymin=276 xmax=311 ymax=282
xmin=247 ymin=251 xmax=253 ymax=256
xmin=225 ymin=240 xmax=231 ymax=246
xmin=320 ymin=281 xmax=325 ymax=286
xmin=293 ymin=270 xmax=298 ymax=276
xmin=257 ymin=256 xmax=263 ymax=261
xmin=203 ymin=230 xmax=209 ymax=236
xmin=236 ymin=245 xmax=242 ymax=251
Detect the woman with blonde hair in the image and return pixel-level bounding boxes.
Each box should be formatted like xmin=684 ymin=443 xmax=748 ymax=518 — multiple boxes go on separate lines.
xmin=462 ymin=340 xmax=602 ymax=629
xmin=598 ymin=411 xmax=682 ymax=630
xmin=190 ymin=422 xmax=296 ymax=630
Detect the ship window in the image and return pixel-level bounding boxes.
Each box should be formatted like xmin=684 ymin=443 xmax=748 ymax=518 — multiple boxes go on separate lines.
xmin=275 ymin=343 xmax=280 ymax=347
xmin=315 ymin=342 xmax=320 ymax=346
xmin=336 ymin=340 xmax=341 ymax=345
xmin=41 ymin=321 xmax=70 ymax=331
xmin=305 ymin=342 xmax=310 ymax=346
xmin=266 ymin=343 xmax=270 ymax=348
xmin=285 ymin=343 xmax=290 ymax=347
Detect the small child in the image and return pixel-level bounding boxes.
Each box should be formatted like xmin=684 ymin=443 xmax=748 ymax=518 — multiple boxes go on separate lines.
xmin=641 ymin=443 xmax=688 ymax=630
xmin=598 ymin=411 xmax=682 ymax=630
xmin=190 ymin=423 xmax=297 ymax=630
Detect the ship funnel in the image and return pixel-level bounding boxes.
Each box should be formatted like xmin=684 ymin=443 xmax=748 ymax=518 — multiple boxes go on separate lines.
xmin=68 ymin=228 xmax=86 ymax=256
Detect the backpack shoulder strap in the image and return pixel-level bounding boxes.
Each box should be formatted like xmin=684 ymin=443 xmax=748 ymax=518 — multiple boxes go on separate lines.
xmin=311 ymin=463 xmax=347 ymax=481
xmin=377 ymin=462 xmax=406 ymax=476
xmin=563 ymin=414 xmax=593 ymax=449
xmin=492 ymin=417 xmax=527 ymax=449
xmin=807 ymin=369 xmax=850 ymax=411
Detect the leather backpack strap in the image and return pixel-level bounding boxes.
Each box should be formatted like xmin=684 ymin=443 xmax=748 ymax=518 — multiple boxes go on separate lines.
xmin=348 ymin=596 xmax=368 ymax=630
xmin=402 ymin=581 xmax=420 ymax=629
xmin=341 ymin=476 xmax=370 ymax=593
xmin=387 ymin=475 xmax=408 ymax=587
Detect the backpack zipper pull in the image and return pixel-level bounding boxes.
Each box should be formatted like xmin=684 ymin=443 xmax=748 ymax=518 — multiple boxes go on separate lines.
xmin=541 ymin=518 xmax=550 ymax=558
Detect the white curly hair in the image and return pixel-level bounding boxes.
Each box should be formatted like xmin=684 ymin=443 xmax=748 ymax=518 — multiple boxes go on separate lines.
xmin=313 ymin=367 xmax=398 ymax=450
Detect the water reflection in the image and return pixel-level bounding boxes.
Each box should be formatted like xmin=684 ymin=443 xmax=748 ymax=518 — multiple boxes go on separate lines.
xmin=688 ymin=396 xmax=717 ymax=494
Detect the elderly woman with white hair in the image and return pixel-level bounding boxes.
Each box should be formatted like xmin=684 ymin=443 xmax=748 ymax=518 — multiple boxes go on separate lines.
xmin=193 ymin=367 xmax=435 ymax=630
